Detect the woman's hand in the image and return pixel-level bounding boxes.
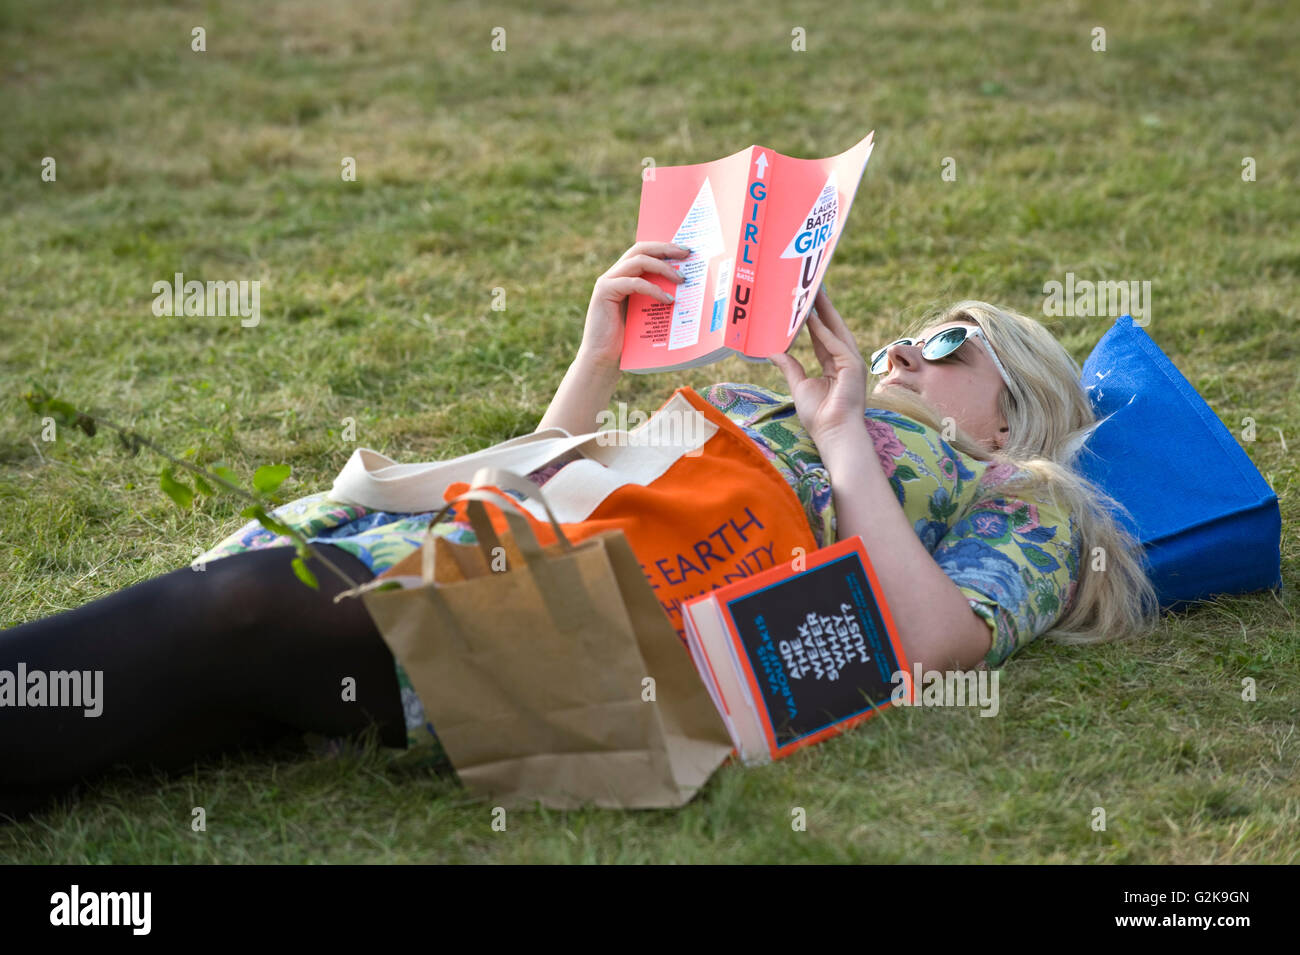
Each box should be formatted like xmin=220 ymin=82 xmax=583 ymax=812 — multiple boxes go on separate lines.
xmin=768 ymin=286 xmax=869 ymax=451
xmin=577 ymin=240 xmax=690 ymax=371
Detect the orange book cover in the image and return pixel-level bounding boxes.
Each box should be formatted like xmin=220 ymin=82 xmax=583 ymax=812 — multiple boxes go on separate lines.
xmin=683 ymin=534 xmax=911 ymax=763
xmin=620 ymin=131 xmax=875 ymax=374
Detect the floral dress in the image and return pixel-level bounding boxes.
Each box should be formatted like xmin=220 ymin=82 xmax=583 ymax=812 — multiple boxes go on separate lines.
xmin=197 ymin=382 xmax=1081 ymax=761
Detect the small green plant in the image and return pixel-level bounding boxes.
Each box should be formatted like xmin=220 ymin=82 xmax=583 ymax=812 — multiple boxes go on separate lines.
xmin=22 ymin=380 xmax=357 ymax=590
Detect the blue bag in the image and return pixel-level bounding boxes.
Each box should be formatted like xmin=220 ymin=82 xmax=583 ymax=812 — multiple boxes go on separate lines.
xmin=1073 ymin=315 xmax=1283 ymax=611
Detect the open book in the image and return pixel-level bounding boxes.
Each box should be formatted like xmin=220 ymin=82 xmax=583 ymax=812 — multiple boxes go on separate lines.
xmin=620 ymin=131 xmax=875 ymax=374
xmin=682 ymin=533 xmax=910 ymax=764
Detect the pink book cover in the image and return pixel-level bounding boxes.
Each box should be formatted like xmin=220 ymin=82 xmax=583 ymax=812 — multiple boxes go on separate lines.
xmin=620 ymin=131 xmax=875 ymax=374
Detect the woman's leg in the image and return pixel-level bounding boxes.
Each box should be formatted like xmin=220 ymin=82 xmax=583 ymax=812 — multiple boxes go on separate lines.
xmin=0 ymin=543 xmax=405 ymax=818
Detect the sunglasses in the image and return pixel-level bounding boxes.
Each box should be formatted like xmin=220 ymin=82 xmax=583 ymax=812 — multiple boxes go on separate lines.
xmin=869 ymin=324 xmax=1016 ymax=394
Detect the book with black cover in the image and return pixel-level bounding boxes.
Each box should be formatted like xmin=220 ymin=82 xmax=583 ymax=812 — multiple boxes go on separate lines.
xmin=681 ymin=534 xmax=911 ymax=764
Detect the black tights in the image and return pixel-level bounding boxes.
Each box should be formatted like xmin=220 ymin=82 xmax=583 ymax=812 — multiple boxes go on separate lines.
xmin=0 ymin=544 xmax=406 ymax=820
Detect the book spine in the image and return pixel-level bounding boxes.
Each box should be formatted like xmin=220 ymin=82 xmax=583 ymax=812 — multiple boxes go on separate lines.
xmin=725 ymin=146 xmax=773 ymax=353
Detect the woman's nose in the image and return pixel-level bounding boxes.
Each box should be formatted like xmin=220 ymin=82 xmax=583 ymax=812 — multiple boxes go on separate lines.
xmin=885 ymin=341 xmax=922 ymax=371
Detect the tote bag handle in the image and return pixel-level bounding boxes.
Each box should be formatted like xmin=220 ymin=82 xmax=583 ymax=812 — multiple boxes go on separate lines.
xmin=329 ymin=391 xmax=715 ymax=514
xmin=331 ymin=428 xmax=597 ymax=512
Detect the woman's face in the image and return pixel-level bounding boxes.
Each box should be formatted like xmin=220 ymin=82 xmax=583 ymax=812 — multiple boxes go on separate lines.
xmin=871 ymin=321 xmax=1010 ymax=451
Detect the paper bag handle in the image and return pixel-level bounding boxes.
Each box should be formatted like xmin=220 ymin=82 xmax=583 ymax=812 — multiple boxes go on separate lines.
xmin=330 ymin=467 xmax=572 ymax=602
xmin=420 ymin=465 xmax=575 ymax=583
xmin=421 ymin=467 xmax=605 ymax=632
xmin=466 ymin=466 xmax=576 ymax=565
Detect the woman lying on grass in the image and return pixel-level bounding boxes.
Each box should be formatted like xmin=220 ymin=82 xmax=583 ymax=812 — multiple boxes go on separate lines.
xmin=0 ymin=241 xmax=1158 ymax=820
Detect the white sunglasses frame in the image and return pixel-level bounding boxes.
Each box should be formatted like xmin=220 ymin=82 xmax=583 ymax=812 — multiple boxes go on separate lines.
xmin=870 ymin=324 xmax=1016 ymax=396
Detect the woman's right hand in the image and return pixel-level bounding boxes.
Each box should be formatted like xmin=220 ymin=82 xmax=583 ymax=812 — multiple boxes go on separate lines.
xmin=577 ymin=240 xmax=690 ymax=371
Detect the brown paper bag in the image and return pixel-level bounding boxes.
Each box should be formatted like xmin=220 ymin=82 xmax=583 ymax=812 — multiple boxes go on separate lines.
xmin=358 ymin=466 xmax=735 ymax=810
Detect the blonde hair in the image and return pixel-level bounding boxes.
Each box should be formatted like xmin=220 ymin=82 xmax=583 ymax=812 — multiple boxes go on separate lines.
xmin=864 ymin=300 xmax=1160 ymax=649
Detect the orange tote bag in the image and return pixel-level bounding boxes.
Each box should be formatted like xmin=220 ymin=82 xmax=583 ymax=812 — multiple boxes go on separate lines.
xmin=441 ymin=386 xmax=819 ymax=645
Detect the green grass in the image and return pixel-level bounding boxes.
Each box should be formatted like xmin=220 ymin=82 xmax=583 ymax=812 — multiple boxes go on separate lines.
xmin=1 ymin=0 xmax=1297 ymax=862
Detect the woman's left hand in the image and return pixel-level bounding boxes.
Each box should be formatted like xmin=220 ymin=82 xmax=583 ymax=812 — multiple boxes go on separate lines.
xmin=768 ymin=286 xmax=868 ymax=451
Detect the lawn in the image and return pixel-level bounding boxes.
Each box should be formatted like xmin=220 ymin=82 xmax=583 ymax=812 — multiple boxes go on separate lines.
xmin=0 ymin=0 xmax=1296 ymax=863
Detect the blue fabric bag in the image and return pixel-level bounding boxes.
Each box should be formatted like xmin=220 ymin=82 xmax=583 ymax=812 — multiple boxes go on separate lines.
xmin=1072 ymin=315 xmax=1283 ymax=610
